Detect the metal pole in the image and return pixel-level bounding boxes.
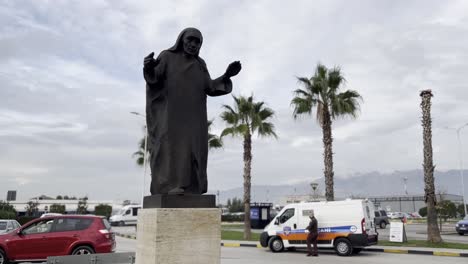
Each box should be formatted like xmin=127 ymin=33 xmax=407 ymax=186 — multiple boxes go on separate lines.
xmin=457 ymin=127 xmax=467 ymax=216
xmin=142 ymin=126 xmax=148 ymax=205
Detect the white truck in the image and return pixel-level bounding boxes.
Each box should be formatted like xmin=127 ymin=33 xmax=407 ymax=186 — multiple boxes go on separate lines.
xmin=259 ymin=199 xmax=378 ymax=256
xmin=109 ymin=204 xmax=141 ymax=226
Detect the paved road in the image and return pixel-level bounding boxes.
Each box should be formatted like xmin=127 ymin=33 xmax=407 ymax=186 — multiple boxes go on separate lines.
xmin=112 ymin=223 xmax=468 ymax=243
xmin=115 ymin=236 xmax=467 ymax=264
xmin=378 ymin=223 xmax=468 ymax=243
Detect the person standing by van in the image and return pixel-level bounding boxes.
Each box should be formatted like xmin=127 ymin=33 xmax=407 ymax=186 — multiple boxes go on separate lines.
xmin=306 ymin=210 xmax=318 ymax=257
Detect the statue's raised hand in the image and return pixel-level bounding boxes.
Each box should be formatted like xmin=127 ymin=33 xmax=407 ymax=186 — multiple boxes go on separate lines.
xmin=144 ymin=52 xmax=159 ymax=69
xmin=224 ymin=61 xmax=242 ymax=78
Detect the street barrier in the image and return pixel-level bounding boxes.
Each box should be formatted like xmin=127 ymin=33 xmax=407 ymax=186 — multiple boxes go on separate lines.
xmin=47 ymin=252 xmax=135 ymax=264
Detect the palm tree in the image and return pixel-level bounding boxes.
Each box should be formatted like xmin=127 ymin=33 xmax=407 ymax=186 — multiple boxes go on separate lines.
xmin=291 ymin=64 xmax=362 ymax=201
xmin=208 ymin=119 xmax=223 ymax=150
xmin=221 ymin=95 xmax=277 ymax=240
xmin=132 ymin=136 xmax=146 ymax=167
xmin=133 ymin=120 xmax=223 ymax=167
xmin=420 ymin=90 xmax=442 ymax=243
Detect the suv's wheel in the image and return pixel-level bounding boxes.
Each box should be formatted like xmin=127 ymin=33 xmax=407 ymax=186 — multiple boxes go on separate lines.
xmin=334 ymin=238 xmax=353 ymax=256
xmin=458 ymin=232 xmax=465 ymax=236
xmin=0 ymin=249 xmax=9 ymax=264
xmin=380 ymin=221 xmax=387 ymax=229
xmin=72 ymin=246 xmax=95 ymax=255
xmin=268 ymin=237 xmax=284 ymax=253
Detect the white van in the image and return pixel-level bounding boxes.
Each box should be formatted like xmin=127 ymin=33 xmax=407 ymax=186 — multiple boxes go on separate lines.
xmin=109 ymin=205 xmax=141 ymax=226
xmin=260 ymin=199 xmax=378 ymax=256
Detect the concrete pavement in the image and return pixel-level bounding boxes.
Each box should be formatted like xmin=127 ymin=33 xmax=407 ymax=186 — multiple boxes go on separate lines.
xmin=114 ymin=234 xmax=468 ymax=257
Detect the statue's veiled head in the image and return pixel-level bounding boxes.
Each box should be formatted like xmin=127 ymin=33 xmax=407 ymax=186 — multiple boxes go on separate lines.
xmin=169 ymin=28 xmax=203 ymax=56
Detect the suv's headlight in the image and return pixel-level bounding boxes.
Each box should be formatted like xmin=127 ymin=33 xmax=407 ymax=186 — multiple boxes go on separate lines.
xmin=456 ymin=223 xmax=459 ymax=227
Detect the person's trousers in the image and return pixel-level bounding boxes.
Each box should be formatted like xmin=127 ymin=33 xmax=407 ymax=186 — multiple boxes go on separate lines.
xmin=306 ymin=233 xmax=318 ymax=255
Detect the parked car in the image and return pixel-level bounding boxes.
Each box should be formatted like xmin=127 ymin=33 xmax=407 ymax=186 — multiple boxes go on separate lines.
xmin=409 ymin=212 xmax=422 ymax=219
xmin=374 ymin=210 xmax=390 ymax=229
xmin=109 ymin=204 xmax=140 ymax=226
xmin=0 ymin=215 xmax=115 ymax=263
xmin=0 ymin=220 xmax=21 ymax=235
xmin=455 ymin=216 xmax=468 ymax=235
xmin=388 ymin=212 xmax=404 ymax=220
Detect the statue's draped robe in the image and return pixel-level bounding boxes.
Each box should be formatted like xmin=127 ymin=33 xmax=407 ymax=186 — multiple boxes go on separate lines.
xmin=144 ymin=50 xmax=232 ymax=194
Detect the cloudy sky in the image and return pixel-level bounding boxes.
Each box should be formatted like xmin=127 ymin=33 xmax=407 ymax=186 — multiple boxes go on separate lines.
xmin=1 ymin=0 xmax=468 ymax=202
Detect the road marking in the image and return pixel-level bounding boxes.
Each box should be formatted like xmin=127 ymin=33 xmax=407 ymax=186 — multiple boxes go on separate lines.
xmin=383 ymin=249 xmax=409 ymax=254
xmin=433 ymin=252 xmax=460 ymax=257
xmin=223 ymin=243 xmax=241 ymax=247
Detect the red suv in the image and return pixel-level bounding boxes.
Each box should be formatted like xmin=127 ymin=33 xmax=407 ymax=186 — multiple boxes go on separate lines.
xmin=0 ymin=215 xmax=115 ymax=263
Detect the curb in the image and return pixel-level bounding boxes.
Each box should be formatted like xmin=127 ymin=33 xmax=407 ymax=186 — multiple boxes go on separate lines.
xmin=114 ymin=233 xmax=468 ymax=257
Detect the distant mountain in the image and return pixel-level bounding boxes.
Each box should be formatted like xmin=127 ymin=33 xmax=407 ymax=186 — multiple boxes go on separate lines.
xmin=211 ymin=169 xmax=467 ymax=205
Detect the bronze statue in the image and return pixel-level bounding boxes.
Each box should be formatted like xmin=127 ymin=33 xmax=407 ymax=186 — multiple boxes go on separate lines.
xmin=143 ymin=28 xmax=241 ymax=195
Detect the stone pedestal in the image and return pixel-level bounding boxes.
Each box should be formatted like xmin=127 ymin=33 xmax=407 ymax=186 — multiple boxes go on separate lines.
xmin=135 ymin=208 xmax=221 ymax=264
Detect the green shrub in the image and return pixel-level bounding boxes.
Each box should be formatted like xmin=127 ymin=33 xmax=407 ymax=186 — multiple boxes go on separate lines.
xmin=221 ymin=214 xmax=244 ymax=222
xmin=17 ymin=216 xmax=37 ymax=225
xmin=0 ymin=210 xmax=16 ymax=219
xmin=94 ymin=204 xmax=113 ymax=219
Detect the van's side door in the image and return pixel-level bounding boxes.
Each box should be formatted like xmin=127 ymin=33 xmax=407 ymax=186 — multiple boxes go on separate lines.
xmin=277 ymin=208 xmax=298 ymax=231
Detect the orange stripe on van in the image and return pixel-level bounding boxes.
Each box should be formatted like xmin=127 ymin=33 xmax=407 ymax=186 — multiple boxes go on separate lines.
xmin=279 ymin=232 xmax=350 ymax=241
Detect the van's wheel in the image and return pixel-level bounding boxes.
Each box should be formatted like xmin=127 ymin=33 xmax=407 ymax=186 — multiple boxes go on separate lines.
xmin=268 ymin=237 xmax=284 ymax=253
xmin=71 ymin=246 xmax=95 ymax=255
xmin=380 ymin=221 xmax=387 ymax=229
xmin=0 ymin=249 xmax=9 ymax=264
xmin=352 ymin=248 xmax=362 ymax=255
xmin=334 ymin=238 xmax=353 ymax=256
xmin=118 ymin=221 xmax=125 ymax=226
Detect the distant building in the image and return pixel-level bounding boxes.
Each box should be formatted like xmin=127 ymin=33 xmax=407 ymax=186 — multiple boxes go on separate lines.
xmin=279 ymin=194 xmax=326 ymax=205
xmin=6 ymin=190 xmax=17 ymax=201
xmin=367 ymin=194 xmax=463 ymax=213
xmin=6 ymin=197 xmax=138 ymax=216
xmin=278 ymin=193 xmax=464 ymax=214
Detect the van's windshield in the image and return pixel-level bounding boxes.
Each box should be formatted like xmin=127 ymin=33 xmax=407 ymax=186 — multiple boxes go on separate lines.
xmin=118 ymin=209 xmax=126 ymax=215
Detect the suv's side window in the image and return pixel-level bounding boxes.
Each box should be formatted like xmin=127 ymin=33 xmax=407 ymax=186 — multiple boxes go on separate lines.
xmin=374 ymin=211 xmax=380 ymax=217
xmin=55 ymin=218 xmax=93 ymax=232
xmin=380 ymin=210 xmax=387 ymax=217
xmin=279 ymin=208 xmax=295 ymax=224
xmin=22 ymin=219 xmax=54 ymax=235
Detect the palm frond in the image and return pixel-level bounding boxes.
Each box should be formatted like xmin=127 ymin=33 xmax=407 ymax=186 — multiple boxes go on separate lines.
xmin=330 ymin=89 xmax=362 ymax=119
xmin=257 ymin=122 xmax=278 ymax=138
xmin=328 ymin=66 xmax=346 ymax=94
xmin=291 ymin=97 xmax=313 ymax=119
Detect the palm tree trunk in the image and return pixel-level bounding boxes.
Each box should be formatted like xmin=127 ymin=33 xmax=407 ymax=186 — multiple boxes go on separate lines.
xmin=322 ymin=107 xmax=335 ymax=201
xmin=243 ymin=132 xmax=252 ymax=240
xmin=420 ymin=90 xmax=442 ymax=243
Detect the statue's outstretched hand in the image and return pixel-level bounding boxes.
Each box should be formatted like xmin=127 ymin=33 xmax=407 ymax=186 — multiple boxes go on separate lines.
xmin=143 ymin=52 xmax=158 ymax=69
xmin=224 ymin=61 xmax=242 ymax=78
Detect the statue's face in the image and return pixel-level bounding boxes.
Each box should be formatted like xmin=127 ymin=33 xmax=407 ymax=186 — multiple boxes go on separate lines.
xmin=183 ymin=35 xmax=201 ymax=56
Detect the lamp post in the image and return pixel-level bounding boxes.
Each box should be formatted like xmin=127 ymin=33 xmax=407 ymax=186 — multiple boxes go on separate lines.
xmin=130 ymin=112 xmax=148 ymax=206
xmin=311 ymin=182 xmax=319 ymax=201
xmin=445 ymin=123 xmax=468 ymax=217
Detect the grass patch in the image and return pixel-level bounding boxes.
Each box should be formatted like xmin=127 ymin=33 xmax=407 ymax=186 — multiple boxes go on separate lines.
xmin=378 ymin=240 xmax=468 ymax=250
xmin=221 ymin=230 xmax=260 ymax=241
xmin=221 ymin=224 xmax=244 ymax=229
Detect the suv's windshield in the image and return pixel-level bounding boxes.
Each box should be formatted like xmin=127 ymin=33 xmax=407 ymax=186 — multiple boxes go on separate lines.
xmin=464 ymin=216 xmax=468 ymax=220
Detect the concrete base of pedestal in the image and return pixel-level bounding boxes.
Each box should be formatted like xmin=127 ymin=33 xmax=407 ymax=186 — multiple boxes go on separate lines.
xmin=135 ymin=208 xmax=221 ymax=264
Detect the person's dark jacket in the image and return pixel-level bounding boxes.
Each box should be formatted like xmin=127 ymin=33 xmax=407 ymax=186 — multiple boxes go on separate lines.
xmin=306 ymin=217 xmax=318 ymax=234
